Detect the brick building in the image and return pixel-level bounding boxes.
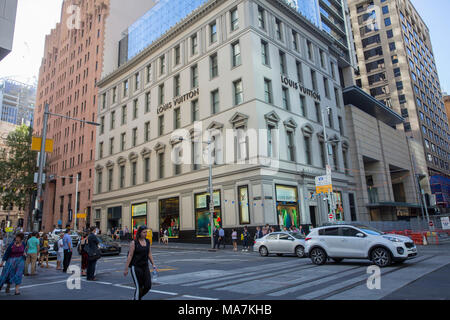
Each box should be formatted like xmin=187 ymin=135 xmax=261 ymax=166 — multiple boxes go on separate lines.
xmin=31 ymin=0 xmax=110 ymax=231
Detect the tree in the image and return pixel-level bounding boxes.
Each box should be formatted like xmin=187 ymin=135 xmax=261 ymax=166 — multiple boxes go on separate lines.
xmin=0 ymin=125 xmax=37 ymax=216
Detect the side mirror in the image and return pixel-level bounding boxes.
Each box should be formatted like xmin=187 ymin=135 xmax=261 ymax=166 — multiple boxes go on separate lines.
xmin=356 ymin=233 xmax=365 ymax=238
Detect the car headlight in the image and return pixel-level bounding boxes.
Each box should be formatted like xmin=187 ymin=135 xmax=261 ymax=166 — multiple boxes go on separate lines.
xmin=383 ymin=236 xmax=402 ymax=242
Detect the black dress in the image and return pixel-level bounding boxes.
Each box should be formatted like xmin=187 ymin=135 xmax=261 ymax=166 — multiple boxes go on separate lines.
xmin=130 ymin=239 xmax=151 ymax=300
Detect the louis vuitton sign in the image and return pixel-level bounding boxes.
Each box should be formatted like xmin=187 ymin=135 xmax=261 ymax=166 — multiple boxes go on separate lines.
xmin=157 ymin=88 xmax=200 ymax=115
xmin=281 ymin=75 xmax=321 ymax=102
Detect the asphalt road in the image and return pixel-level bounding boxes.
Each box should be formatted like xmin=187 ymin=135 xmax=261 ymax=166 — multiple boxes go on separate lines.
xmin=1 ymin=243 xmax=449 ymax=300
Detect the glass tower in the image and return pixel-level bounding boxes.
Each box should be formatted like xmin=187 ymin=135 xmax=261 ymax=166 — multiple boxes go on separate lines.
xmin=120 ymin=0 xmax=209 ymax=64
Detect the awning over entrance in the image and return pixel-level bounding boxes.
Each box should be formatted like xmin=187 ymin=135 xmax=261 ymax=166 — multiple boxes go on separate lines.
xmin=343 ymin=86 xmax=404 ymax=127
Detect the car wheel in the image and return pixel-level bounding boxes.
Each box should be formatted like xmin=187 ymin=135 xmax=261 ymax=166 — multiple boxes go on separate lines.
xmin=332 ymin=258 xmax=343 ymax=263
xmin=371 ymin=247 xmax=392 ymax=267
xmin=310 ymin=248 xmax=327 ymax=265
xmin=259 ymin=246 xmax=269 ymax=257
xmin=295 ymin=245 xmax=305 ymax=258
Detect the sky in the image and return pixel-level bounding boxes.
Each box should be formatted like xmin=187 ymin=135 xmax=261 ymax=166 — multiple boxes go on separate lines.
xmin=0 ymin=0 xmax=449 ymax=93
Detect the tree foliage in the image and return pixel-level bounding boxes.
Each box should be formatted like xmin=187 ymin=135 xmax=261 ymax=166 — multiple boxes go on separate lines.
xmin=0 ymin=125 xmax=37 ymax=211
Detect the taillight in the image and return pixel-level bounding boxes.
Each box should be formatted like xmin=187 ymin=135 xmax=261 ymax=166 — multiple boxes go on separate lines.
xmin=305 ymin=237 xmax=311 ymax=241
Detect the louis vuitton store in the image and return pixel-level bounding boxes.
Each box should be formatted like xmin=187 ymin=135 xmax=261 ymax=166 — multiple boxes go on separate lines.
xmin=92 ymin=0 xmax=356 ymax=241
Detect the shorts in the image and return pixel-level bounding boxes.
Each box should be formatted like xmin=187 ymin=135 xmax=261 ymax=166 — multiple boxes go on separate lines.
xmin=57 ymin=252 xmax=64 ymax=262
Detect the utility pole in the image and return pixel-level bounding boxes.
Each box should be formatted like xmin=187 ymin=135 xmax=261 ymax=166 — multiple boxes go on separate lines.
xmin=207 ymin=138 xmax=214 ymax=249
xmin=33 ymin=103 xmax=49 ymax=232
xmin=73 ymin=173 xmax=79 ymax=232
xmin=408 ymin=137 xmax=430 ymax=231
xmin=321 ymin=107 xmax=335 ymax=223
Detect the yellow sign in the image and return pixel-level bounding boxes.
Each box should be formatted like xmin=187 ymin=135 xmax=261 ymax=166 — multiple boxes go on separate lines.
xmin=76 ymin=213 xmax=87 ymax=219
xmin=5 ymin=227 xmax=13 ymax=232
xmin=146 ymin=228 xmax=153 ymax=245
xmin=31 ymin=137 xmax=54 ymax=153
xmin=316 ymin=185 xmax=333 ymax=194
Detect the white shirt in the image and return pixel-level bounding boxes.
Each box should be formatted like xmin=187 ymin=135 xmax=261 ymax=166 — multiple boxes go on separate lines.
xmin=58 ymin=239 xmax=64 ymax=253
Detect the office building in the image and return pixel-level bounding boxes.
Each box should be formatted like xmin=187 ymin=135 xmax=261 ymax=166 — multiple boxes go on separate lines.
xmin=344 ymin=86 xmax=422 ymax=220
xmin=32 ymin=0 xmax=158 ymax=232
xmin=348 ymin=0 xmax=450 ymax=212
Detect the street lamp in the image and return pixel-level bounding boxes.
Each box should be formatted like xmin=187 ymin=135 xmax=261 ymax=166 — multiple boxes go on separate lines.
xmin=320 ymin=106 xmax=340 ymax=224
xmin=32 ymin=103 xmax=100 ymax=232
xmin=406 ymin=136 xmax=431 ymax=231
xmin=177 ymin=136 xmax=215 ymax=249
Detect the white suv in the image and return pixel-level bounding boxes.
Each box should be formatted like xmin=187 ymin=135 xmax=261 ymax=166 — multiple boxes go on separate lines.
xmin=304 ymin=224 xmax=418 ymax=267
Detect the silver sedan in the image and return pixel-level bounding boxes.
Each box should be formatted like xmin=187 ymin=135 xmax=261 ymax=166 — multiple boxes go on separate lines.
xmin=253 ymin=232 xmax=306 ymax=258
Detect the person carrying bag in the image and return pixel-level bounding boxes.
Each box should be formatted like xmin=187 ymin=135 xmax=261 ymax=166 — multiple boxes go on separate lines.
xmin=85 ymin=227 xmax=101 ymax=281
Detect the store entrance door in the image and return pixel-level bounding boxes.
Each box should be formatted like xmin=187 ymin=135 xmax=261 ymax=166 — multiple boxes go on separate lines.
xmin=309 ymin=206 xmax=317 ymax=228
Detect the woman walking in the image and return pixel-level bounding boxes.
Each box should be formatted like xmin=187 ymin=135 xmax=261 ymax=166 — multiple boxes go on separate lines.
xmin=124 ymin=226 xmax=157 ymax=300
xmin=0 ymin=233 xmax=26 ymax=295
xmin=39 ymin=234 xmax=50 ymax=268
xmin=79 ymin=233 xmax=88 ymax=276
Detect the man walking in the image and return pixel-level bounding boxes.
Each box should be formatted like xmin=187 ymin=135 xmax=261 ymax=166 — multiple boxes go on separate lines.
xmin=62 ymin=229 xmax=73 ymax=273
xmin=218 ymin=227 xmax=225 ymax=249
xmin=24 ymin=232 xmax=39 ymax=276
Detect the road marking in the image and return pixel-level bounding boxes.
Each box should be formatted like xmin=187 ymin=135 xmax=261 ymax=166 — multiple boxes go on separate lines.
xmin=182 ymin=295 xmax=218 ymax=300
xmin=150 ymin=289 xmax=178 ymax=296
xmin=113 ymin=284 xmax=135 ymax=290
xmin=21 ymin=280 xmax=67 ymax=289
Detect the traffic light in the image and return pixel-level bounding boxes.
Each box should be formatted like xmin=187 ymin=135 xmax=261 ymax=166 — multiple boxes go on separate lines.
xmin=35 ymin=209 xmax=42 ymax=220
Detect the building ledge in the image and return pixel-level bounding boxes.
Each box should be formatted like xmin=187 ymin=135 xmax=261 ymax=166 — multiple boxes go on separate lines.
xmin=343 ymin=86 xmax=404 ymax=126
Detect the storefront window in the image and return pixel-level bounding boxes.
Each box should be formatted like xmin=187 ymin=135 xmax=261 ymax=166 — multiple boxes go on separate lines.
xmin=334 ymin=192 xmax=344 ymax=221
xmin=107 ymin=206 xmax=122 ymax=233
xmin=238 ymin=186 xmax=250 ymax=224
xmin=275 ymin=185 xmax=300 ymax=229
xmin=195 ymin=191 xmax=221 ymax=237
xmin=159 ymin=197 xmax=180 ymax=238
xmin=131 ymin=203 xmax=147 ymax=235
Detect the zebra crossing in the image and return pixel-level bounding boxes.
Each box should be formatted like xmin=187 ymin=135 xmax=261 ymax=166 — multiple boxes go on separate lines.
xmin=155 ymin=253 xmax=450 ymax=300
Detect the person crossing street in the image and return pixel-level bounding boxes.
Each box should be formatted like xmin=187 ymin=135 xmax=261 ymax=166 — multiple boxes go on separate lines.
xmin=124 ymin=226 xmax=157 ymax=300
xmin=62 ymin=229 xmax=73 ymax=273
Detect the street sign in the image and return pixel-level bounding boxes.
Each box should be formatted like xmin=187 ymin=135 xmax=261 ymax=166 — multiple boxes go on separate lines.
xmin=31 ymin=137 xmax=54 ymax=153
xmin=5 ymin=227 xmax=13 ymax=232
xmin=315 ymin=175 xmax=332 ymax=194
xmin=428 ymin=221 xmax=434 ymax=227
xmin=77 ymin=213 xmax=86 ymax=219
xmin=441 ymin=217 xmax=450 ymax=230
xmin=328 ymin=214 xmax=334 ymax=220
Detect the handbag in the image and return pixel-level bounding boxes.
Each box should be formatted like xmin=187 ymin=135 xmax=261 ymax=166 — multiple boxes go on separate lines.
xmin=85 ymin=238 xmax=101 ymax=261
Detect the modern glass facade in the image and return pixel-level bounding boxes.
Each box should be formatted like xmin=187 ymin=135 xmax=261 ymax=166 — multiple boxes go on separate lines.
xmin=283 ymin=0 xmax=321 ymax=27
xmin=120 ymin=0 xmax=209 ymax=64
xmin=120 ymin=0 xmax=331 ymax=64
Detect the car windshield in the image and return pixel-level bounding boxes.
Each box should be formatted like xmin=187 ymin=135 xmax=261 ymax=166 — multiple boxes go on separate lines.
xmin=288 ymin=232 xmax=304 ymax=239
xmin=354 ymin=225 xmax=384 ymax=236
